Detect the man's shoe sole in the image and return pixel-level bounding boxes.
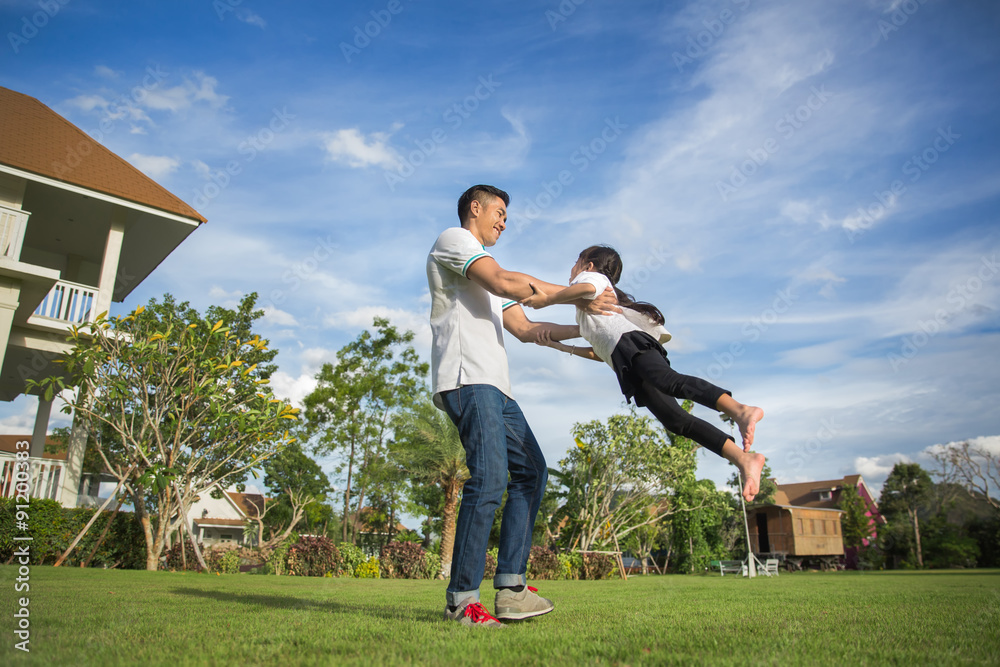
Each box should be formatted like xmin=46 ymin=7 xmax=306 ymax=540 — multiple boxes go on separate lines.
xmin=495 ymin=606 xmax=554 ymax=620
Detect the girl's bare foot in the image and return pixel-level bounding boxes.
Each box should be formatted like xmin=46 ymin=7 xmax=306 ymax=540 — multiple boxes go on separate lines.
xmin=739 ymin=452 xmax=766 ymax=503
xmin=735 ymin=406 xmax=764 ymax=451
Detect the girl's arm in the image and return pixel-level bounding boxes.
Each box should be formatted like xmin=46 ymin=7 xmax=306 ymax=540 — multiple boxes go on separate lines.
xmin=520 ymin=282 xmax=597 ymax=309
xmin=535 ymin=329 xmax=601 ymax=362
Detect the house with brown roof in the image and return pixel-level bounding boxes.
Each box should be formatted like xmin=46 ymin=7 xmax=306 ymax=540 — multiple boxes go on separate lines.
xmin=187 ymin=485 xmax=270 ymax=547
xmin=0 ymin=86 xmax=205 ymax=507
xmin=746 ymin=474 xmax=886 ymax=569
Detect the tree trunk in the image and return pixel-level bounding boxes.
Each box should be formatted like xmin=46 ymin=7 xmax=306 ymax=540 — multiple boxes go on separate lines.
xmin=83 ymin=496 xmax=125 ymax=568
xmin=439 ymin=479 xmax=461 ymax=577
xmin=911 ymin=509 xmax=924 ymax=568
xmin=342 ymin=440 xmax=356 ymax=543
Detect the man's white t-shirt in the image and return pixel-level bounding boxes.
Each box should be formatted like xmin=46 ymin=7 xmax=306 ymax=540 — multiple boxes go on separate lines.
xmin=572 ymin=271 xmax=672 ymax=365
xmin=427 ymin=227 xmax=516 ymax=408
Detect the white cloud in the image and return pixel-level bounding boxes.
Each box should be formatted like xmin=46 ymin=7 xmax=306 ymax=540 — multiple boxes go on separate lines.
xmin=143 ymin=72 xmax=229 ymax=112
xmin=267 ymin=370 xmax=318 ymax=408
xmin=322 ymin=128 xmax=401 ymax=169
xmin=853 ymin=453 xmax=912 ymax=490
xmin=238 ymin=11 xmax=267 ymax=28
xmin=128 ymin=153 xmax=180 ymax=179
xmin=263 ymin=305 xmax=298 ymax=327
xmin=94 ymin=65 xmax=120 ymax=79
xmin=66 ymin=94 xmax=108 ymax=112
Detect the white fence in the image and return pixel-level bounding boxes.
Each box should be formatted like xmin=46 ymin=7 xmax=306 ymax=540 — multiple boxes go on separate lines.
xmin=33 ymin=280 xmax=97 ymax=324
xmin=0 ymin=453 xmax=63 ymax=500
xmin=0 ymin=205 xmax=28 ymax=260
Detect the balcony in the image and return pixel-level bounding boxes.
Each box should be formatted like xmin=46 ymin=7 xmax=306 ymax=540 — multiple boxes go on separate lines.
xmin=32 ymin=279 xmax=97 ymax=325
xmin=0 ymin=204 xmax=28 ymax=260
xmin=0 ymin=452 xmax=62 ymax=501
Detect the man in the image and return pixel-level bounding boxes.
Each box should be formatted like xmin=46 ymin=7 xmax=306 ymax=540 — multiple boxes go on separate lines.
xmin=427 ymin=184 xmax=616 ymax=626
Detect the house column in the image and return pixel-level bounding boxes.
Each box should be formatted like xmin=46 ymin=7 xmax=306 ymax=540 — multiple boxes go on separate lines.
xmin=93 ymin=209 xmax=127 ymax=319
xmin=0 ymin=277 xmax=20 ymax=378
xmin=29 ymin=396 xmax=52 ymax=459
xmin=57 ymin=390 xmax=91 ymax=508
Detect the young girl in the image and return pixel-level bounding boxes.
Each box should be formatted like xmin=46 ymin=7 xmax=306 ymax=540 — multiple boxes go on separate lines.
xmin=521 ymin=245 xmax=766 ymax=502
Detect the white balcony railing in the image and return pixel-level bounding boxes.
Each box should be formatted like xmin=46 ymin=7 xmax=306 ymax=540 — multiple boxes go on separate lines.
xmin=33 ymin=279 xmax=97 ymax=324
xmin=0 ymin=453 xmax=63 ymax=501
xmin=0 ymin=204 xmax=28 ymax=260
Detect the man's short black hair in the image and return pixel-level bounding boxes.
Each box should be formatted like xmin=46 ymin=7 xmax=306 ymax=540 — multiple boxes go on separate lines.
xmin=457 ymin=185 xmax=510 ymax=225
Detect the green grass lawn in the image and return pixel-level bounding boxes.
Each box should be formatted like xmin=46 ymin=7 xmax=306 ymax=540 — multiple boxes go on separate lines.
xmin=2 ymin=567 xmax=998 ymax=666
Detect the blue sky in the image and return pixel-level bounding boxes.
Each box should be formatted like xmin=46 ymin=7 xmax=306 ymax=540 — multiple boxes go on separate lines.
xmin=2 ymin=0 xmax=998 ymax=500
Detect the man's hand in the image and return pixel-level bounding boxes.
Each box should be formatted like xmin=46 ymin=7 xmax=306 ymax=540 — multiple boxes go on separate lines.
xmin=520 ymin=283 xmax=551 ymax=309
xmin=584 ymin=286 xmax=621 ymax=315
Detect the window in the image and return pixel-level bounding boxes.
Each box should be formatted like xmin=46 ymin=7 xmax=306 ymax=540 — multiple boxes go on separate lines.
xmin=797 ymin=519 xmax=803 ymax=535
xmin=810 ymin=519 xmax=816 ymax=534
xmin=221 ymin=533 xmax=233 ymax=542
xmin=819 ymin=491 xmax=832 ymax=501
xmin=821 ymin=521 xmax=827 ymax=535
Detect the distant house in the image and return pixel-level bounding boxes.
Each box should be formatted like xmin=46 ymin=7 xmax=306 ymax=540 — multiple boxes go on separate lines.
xmin=0 ymin=86 xmax=204 ymax=507
xmin=746 ymin=474 xmax=885 ymax=569
xmin=186 ymin=486 xmax=270 ymax=547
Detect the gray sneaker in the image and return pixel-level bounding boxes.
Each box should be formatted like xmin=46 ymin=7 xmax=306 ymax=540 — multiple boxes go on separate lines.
xmin=443 ymin=599 xmax=504 ymax=627
xmin=494 ymin=585 xmax=554 ymax=620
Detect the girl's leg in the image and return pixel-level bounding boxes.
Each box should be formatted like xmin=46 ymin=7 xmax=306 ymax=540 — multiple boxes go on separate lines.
xmin=631 ymin=351 xmax=763 ymax=449
xmin=635 ymin=380 xmax=765 ymax=502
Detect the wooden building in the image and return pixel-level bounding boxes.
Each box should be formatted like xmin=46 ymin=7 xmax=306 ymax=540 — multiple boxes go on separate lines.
xmin=747 ymin=474 xmax=885 ymax=568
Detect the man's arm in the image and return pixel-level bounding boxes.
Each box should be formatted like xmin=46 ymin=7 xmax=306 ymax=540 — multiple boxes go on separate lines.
xmin=468 ymin=256 xmax=620 ymax=314
xmin=502 ymin=304 xmax=580 ymax=344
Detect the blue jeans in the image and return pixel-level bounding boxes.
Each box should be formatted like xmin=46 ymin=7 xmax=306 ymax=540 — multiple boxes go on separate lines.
xmin=440 ymin=384 xmax=548 ymax=606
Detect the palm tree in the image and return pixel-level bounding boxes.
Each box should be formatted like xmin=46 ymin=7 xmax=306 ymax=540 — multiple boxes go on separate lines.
xmin=391 ymin=394 xmax=469 ymax=577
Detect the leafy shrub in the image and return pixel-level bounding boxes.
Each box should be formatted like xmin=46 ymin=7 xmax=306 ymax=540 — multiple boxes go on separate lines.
xmin=0 ymin=498 xmax=144 ymax=568
xmin=205 ymin=543 xmax=240 ymax=572
xmin=380 ymin=540 xmax=427 ymax=579
xmin=423 ymin=551 xmax=442 ymax=579
xmin=220 ymin=549 xmax=241 ymax=574
xmin=582 ymin=552 xmax=615 ymax=580
xmin=558 ymin=552 xmax=582 ymax=580
xmin=483 ymin=548 xmax=497 ymax=580
xmin=162 ymin=538 xmax=201 ymax=571
xmin=266 ymin=538 xmax=294 ymax=575
xmin=355 ymin=555 xmax=380 ymax=578
xmin=338 ymin=542 xmax=367 ymax=577
xmin=527 ymin=546 xmax=561 ymax=580
xmin=287 ymin=536 xmax=340 ymax=577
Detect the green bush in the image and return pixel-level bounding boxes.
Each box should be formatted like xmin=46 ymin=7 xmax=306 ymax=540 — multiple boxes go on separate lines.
xmin=582 ymin=552 xmax=615 ymax=580
xmin=380 ymin=540 xmax=427 ymax=579
xmin=338 ymin=542 xmax=367 ymax=577
xmin=266 ymin=537 xmax=294 ymax=575
xmin=162 ymin=538 xmax=201 ymax=571
xmin=423 ymin=551 xmax=442 ymax=579
xmin=220 ymin=549 xmax=241 ymax=574
xmin=557 ymin=552 xmax=582 ymax=580
xmin=0 ymin=498 xmax=144 ymax=568
xmin=355 ymin=555 xmax=380 ymax=578
xmin=527 ymin=546 xmax=561 ymax=580
xmin=287 ymin=536 xmax=340 ymax=577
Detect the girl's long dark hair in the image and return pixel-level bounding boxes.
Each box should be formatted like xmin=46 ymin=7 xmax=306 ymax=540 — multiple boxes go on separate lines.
xmin=578 ymin=245 xmax=665 ymax=325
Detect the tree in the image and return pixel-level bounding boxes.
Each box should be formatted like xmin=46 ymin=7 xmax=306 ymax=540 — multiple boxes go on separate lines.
xmin=390 ymin=392 xmax=468 ymax=577
xmin=839 ymin=483 xmax=875 ymax=550
xmin=30 ymin=294 xmax=298 ymax=570
xmin=929 ymin=439 xmax=999 ymax=510
xmin=726 ymin=462 xmax=777 ymax=507
xmin=551 ymin=408 xmax=699 ymax=552
xmin=301 ymin=318 xmax=427 ymax=544
xmin=879 ymin=463 xmax=933 ymax=568
xmin=241 ymin=442 xmax=333 ymax=550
